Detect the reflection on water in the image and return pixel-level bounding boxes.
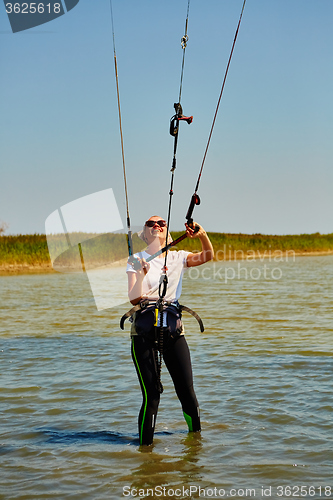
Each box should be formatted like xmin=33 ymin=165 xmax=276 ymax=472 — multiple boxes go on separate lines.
xmin=38 ymin=428 xmax=138 ymax=446
xmin=0 ymin=256 xmax=332 ymax=499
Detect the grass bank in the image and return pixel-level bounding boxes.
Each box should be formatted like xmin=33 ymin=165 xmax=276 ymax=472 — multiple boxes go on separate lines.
xmin=1 ymin=232 xmax=333 ymax=274
xmin=171 ymin=231 xmax=333 ymax=258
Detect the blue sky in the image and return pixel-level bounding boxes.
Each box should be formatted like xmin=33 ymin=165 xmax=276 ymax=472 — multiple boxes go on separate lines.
xmin=1 ymin=0 xmax=332 ymax=235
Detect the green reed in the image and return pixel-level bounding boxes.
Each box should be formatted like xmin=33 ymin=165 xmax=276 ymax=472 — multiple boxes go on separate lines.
xmin=0 ymin=234 xmax=50 ymax=265
xmin=171 ymin=231 xmax=333 ymax=257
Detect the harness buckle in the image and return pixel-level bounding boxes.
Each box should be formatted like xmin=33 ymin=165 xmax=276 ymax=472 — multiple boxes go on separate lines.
xmin=140 ymin=299 xmax=149 ymax=310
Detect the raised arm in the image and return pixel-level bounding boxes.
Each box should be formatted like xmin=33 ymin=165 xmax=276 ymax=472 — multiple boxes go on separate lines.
xmin=185 ymin=223 xmax=214 ymax=268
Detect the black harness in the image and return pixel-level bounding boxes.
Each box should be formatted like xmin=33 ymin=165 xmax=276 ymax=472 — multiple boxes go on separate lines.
xmin=120 ymin=299 xmax=204 ymax=334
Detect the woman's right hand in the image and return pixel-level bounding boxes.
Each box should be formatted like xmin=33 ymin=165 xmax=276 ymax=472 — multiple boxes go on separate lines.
xmin=130 ymin=257 xmax=150 ymax=279
xmin=138 ymin=258 xmax=150 ymax=277
xmin=128 ymin=258 xmax=150 ymax=305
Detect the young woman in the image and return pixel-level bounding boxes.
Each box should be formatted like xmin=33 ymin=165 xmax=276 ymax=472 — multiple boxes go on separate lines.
xmin=126 ymin=215 xmax=214 ymax=445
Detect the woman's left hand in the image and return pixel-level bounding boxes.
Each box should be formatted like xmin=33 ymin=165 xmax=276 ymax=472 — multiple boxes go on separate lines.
xmin=185 ymin=221 xmax=214 ymax=267
xmin=185 ymin=222 xmax=205 ymax=239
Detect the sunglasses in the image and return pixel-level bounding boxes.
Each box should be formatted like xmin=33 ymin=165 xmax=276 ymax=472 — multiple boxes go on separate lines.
xmin=145 ymin=220 xmax=167 ymax=228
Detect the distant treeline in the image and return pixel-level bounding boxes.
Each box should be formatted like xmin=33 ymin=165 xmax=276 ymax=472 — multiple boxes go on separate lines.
xmin=1 ymin=232 xmax=333 ymax=267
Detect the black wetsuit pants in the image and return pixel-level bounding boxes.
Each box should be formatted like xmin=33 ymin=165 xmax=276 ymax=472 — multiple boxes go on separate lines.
xmin=131 ymin=334 xmax=201 ymax=446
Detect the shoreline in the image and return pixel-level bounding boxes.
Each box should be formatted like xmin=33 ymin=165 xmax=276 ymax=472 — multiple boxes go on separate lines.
xmin=1 ymin=250 xmax=333 ymax=276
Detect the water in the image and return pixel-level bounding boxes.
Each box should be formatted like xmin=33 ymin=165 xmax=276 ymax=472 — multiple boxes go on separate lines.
xmin=1 ymin=256 xmax=333 ymax=499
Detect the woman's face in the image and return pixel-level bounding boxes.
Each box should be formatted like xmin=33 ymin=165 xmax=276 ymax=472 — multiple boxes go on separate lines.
xmin=144 ymin=216 xmax=167 ymax=244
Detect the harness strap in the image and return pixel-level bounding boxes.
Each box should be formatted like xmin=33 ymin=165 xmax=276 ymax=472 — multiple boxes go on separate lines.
xmin=179 ymin=305 xmax=205 ymax=333
xmin=119 ymin=300 xmax=150 ymax=330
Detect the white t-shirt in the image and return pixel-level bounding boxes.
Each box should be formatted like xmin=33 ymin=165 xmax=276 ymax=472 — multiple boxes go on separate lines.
xmin=126 ymin=250 xmax=190 ymax=303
